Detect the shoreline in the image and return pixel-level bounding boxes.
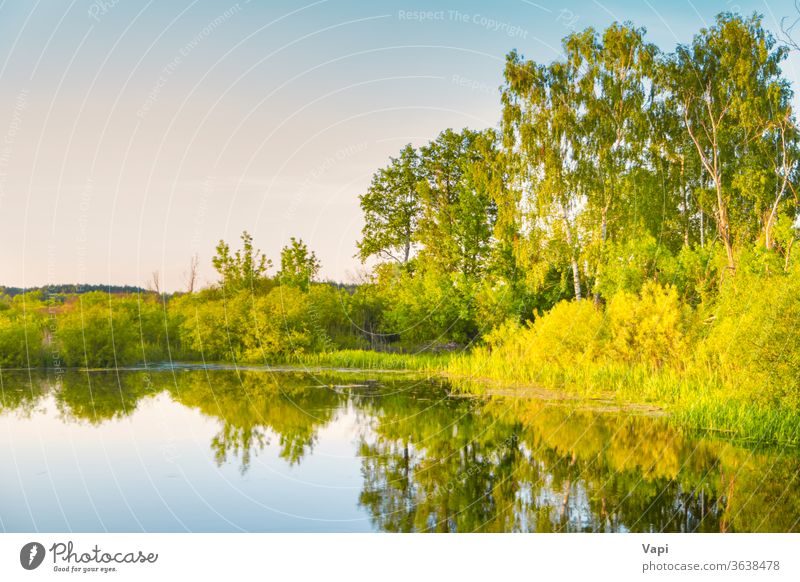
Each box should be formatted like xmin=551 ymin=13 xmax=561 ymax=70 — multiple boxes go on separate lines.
xmin=8 ymin=351 xmax=799 ymax=447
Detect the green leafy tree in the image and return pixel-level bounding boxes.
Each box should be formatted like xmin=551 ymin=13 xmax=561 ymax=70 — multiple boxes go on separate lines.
xmin=416 ymin=128 xmax=497 ymax=280
xmin=212 ymin=231 xmax=271 ymax=292
xmin=570 ymin=24 xmax=660 ymax=299
xmin=502 ymin=47 xmax=595 ymax=300
xmin=662 ymin=13 xmax=791 ymax=270
xmin=278 ymin=237 xmax=321 ymax=291
xmin=357 ymin=144 xmax=421 ymax=265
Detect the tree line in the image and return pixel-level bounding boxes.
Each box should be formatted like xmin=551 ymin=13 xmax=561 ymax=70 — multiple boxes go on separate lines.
xmin=360 ymin=13 xmax=797 ymax=309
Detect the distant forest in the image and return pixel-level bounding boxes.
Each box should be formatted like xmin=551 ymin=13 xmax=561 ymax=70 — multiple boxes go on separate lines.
xmin=0 ymin=284 xmax=148 ymax=297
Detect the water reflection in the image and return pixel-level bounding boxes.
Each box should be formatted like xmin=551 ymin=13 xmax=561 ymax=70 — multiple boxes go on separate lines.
xmin=0 ymin=369 xmax=797 ymax=532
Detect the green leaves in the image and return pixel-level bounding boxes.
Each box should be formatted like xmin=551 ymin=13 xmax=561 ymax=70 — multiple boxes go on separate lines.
xmin=278 ymin=237 xmax=320 ymax=292
xmin=55 ymin=294 xmax=141 ymax=368
xmin=357 ymin=144 xmax=421 ymax=264
xmin=212 ymin=231 xmax=272 ymax=293
xmin=663 ymin=13 xmax=794 ymax=268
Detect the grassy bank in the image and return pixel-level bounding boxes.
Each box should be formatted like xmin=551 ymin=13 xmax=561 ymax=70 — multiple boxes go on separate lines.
xmin=266 ymin=342 xmax=800 ymax=446
xmin=445 ymin=357 xmax=800 ymax=446
xmin=288 ymin=349 xmax=454 ymax=372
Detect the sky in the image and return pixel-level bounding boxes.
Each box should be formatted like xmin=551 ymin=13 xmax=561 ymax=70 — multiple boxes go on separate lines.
xmin=0 ymin=0 xmax=798 ymax=291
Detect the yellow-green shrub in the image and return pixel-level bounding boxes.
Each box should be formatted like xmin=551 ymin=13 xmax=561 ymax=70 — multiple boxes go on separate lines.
xmin=56 ymin=296 xmax=140 ymax=367
xmin=525 ymin=300 xmax=606 ymax=368
xmin=699 ymin=258 xmax=800 ymax=408
xmin=0 ymin=315 xmax=42 ymax=367
xmin=452 ymin=300 xmax=606 ymax=382
xmin=606 ymin=282 xmax=687 ymax=368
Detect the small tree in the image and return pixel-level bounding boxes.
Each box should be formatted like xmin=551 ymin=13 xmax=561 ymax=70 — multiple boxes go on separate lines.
xmin=278 ymin=237 xmax=320 ymax=291
xmin=212 ymin=231 xmax=271 ymax=293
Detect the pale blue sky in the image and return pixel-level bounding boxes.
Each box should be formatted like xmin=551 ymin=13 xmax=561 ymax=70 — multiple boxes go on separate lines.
xmin=0 ymin=0 xmax=797 ymax=290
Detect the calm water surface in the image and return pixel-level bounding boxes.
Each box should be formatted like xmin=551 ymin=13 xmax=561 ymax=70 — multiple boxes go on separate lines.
xmin=0 ymin=368 xmax=797 ymax=532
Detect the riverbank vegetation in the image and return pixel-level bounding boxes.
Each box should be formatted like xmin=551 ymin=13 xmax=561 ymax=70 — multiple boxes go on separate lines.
xmin=1 ymin=12 xmax=798 ymax=444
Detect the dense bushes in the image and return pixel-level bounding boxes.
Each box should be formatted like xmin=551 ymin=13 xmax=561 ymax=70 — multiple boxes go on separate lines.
xmin=699 ymin=255 xmax=800 ymax=409
xmin=372 ymin=266 xmax=473 ymax=346
xmin=446 ymin=249 xmax=800 ymax=443
xmin=606 ymin=283 xmax=689 ymax=367
xmin=56 ymin=294 xmax=142 ymax=368
xmin=454 ymin=282 xmax=688 ymax=382
xmin=0 ymin=313 xmax=41 ymax=367
xmin=176 ymin=284 xmax=359 ymax=363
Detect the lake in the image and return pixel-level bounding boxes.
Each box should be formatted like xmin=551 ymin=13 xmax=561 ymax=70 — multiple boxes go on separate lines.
xmin=0 ymin=368 xmax=797 ymax=532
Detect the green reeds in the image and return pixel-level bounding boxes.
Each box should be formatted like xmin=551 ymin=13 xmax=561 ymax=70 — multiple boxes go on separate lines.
xmin=289 ymin=349 xmax=454 ymax=371
xmin=445 ymin=351 xmax=800 ymax=445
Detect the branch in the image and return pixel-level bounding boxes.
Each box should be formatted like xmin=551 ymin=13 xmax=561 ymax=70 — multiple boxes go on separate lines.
xmin=780 ymin=1 xmax=800 ymax=52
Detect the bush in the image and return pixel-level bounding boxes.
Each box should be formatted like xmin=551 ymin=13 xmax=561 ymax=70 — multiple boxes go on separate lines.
xmin=596 ymin=234 xmax=661 ymax=297
xmin=307 ymin=284 xmax=351 ymax=348
xmin=596 ymin=234 xmax=721 ymax=306
xmin=452 ymin=299 xmax=606 ymax=383
xmin=606 ymin=282 xmax=688 ymax=368
xmin=700 ymin=257 xmax=800 ymax=408
xmin=177 ymin=296 xmax=233 ymax=361
xmin=0 ymin=315 xmax=41 ymax=367
xmin=377 ymin=265 xmax=473 ymax=346
xmin=56 ymin=296 xmax=140 ymax=367
xmin=177 ymin=286 xmax=344 ymax=363
xmin=244 ymin=286 xmax=316 ymax=360
xmin=524 ymin=300 xmax=606 ymax=368
xmin=134 ymin=296 xmax=178 ymax=362
xmin=473 ymin=277 xmax=526 ymax=339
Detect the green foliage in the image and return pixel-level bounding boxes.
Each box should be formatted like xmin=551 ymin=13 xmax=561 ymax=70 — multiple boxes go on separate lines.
xmin=212 ymin=231 xmax=272 ymax=293
xmin=661 ymin=12 xmax=794 ymax=268
xmin=606 ymin=283 xmax=688 ymax=367
xmin=596 ymin=234 xmax=663 ymax=297
xmin=177 ymin=294 xmax=233 ymax=361
xmin=56 ymin=294 xmax=140 ymax=368
xmin=354 ymin=128 xmax=503 ymax=345
xmin=0 ymin=313 xmax=41 ymax=368
xmin=525 ymin=300 xmax=606 ymax=368
xmin=374 ymin=263 xmax=475 ymax=346
xmin=459 ymin=283 xmax=689 ymax=378
xmin=454 ymin=300 xmax=605 ymax=384
xmin=699 ymin=254 xmax=800 ymax=409
xmin=278 ymin=237 xmax=320 ymax=291
xmin=250 ymin=286 xmax=327 ymax=359
xmin=177 ymin=283 xmax=355 ymax=363
xmin=134 ymin=295 xmax=179 ymax=362
xmin=306 ymin=284 xmax=352 ymax=348
xmin=357 ymin=144 xmax=420 ymax=264
xmin=472 ymin=277 xmax=527 ymax=336
xmin=416 ymin=128 xmax=498 ymax=279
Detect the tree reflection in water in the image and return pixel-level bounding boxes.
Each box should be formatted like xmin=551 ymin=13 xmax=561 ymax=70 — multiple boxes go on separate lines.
xmin=2 ymin=369 xmax=797 ymax=532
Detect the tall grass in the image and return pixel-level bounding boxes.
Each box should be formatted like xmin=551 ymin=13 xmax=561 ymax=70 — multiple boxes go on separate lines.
xmin=447 ymin=353 xmax=800 ymax=445
xmin=676 ymin=398 xmax=800 ymax=445
xmin=289 ymin=349 xmax=455 ymax=371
